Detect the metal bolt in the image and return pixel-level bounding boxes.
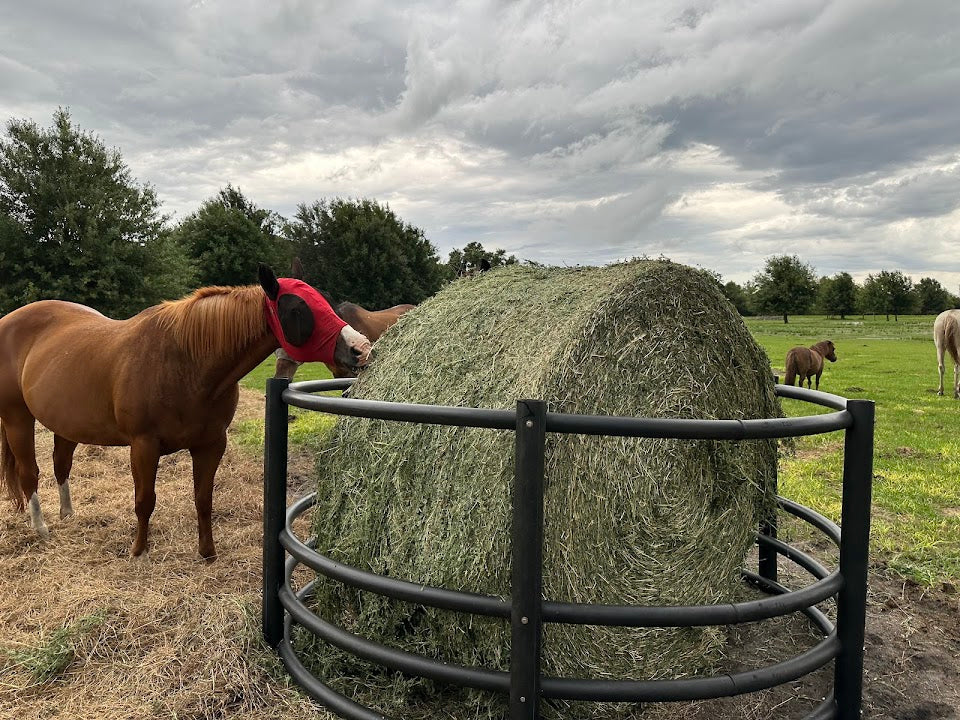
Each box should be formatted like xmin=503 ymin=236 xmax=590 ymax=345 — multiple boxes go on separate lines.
xmin=521 ymin=616 xmax=528 ymax=624
xmin=525 ymin=420 xmax=534 ymax=428
xmin=520 ymin=696 xmax=526 ymax=703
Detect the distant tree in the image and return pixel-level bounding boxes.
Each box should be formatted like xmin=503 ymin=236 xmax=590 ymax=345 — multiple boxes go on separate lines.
xmin=446 ymin=241 xmax=517 ymax=278
xmin=0 ymin=108 xmax=191 ymax=316
xmin=860 ymin=270 xmax=916 ymax=320
xmin=817 ymin=272 xmax=859 ymax=319
xmin=286 ymin=197 xmax=445 ymax=308
xmin=915 ymin=277 xmax=953 ymax=314
xmin=752 ymin=255 xmax=818 ymax=323
xmin=172 ymin=185 xmax=289 ymax=287
xmin=721 ymin=280 xmax=755 ymax=316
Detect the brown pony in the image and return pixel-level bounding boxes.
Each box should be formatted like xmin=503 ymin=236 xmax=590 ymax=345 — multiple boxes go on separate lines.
xmin=934 ymin=309 xmax=960 ymax=398
xmin=275 ymin=300 xmax=415 ymax=379
xmin=0 ymin=265 xmax=371 ymax=559
xmin=784 ymin=340 xmax=837 ymax=390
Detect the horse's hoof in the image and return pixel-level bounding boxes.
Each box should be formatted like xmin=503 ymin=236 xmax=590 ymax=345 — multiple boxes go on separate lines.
xmin=60 ymin=509 xmax=74 ymax=520
xmin=35 ymin=524 xmax=50 ymax=539
xmin=938 ymin=390 xmax=944 ymax=396
xmin=199 ymin=545 xmax=217 ymax=562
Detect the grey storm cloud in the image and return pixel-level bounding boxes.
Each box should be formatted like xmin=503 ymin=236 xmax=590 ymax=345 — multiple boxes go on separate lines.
xmin=1 ymin=0 xmax=959 ymax=286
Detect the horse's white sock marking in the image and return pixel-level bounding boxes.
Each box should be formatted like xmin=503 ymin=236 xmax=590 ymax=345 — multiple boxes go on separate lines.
xmin=59 ymin=481 xmax=74 ymax=519
xmin=29 ymin=492 xmax=49 ymax=537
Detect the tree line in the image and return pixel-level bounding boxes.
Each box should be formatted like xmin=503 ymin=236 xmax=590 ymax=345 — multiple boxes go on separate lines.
xmin=2 ymin=111 xmax=953 ymax=323
xmin=0 ymin=110 xmax=516 ymax=318
xmin=717 ymin=255 xmax=958 ymax=323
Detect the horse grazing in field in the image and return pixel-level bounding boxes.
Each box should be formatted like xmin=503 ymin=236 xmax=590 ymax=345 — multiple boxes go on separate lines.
xmin=934 ymin=310 xmax=960 ymax=398
xmin=275 ymin=301 xmax=415 ymax=380
xmin=784 ymin=340 xmax=837 ymax=390
xmin=0 ymin=264 xmax=372 ymax=559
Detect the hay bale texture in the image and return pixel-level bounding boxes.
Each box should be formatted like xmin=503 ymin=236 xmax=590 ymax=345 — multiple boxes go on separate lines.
xmin=308 ymin=259 xmax=779 ymax=716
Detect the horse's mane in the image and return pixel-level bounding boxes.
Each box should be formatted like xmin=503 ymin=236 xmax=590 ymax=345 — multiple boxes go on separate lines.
xmin=153 ymin=285 xmax=267 ymax=360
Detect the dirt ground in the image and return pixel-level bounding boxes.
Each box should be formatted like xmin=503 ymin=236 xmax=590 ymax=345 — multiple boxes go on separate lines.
xmin=0 ymin=387 xmax=958 ymax=719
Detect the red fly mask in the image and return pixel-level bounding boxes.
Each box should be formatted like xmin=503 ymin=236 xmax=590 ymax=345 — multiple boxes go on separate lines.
xmin=258 ymin=260 xmax=364 ymax=367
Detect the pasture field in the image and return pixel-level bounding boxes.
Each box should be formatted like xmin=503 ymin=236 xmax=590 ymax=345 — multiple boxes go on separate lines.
xmin=2 ymin=318 xmax=958 ymax=720
xmin=747 ymin=314 xmax=960 ymax=585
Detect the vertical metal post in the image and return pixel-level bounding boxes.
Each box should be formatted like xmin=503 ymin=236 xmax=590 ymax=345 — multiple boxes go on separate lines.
xmin=510 ymin=400 xmax=546 ymax=720
xmin=263 ymin=377 xmax=290 ymax=649
xmin=760 ymin=375 xmax=780 ymax=582
xmin=834 ymin=399 xmax=875 ymax=719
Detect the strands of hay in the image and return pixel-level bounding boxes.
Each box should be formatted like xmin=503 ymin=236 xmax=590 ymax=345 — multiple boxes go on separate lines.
xmin=308 ymin=260 xmax=780 ymax=718
xmin=0 ymin=389 xmax=334 ymax=720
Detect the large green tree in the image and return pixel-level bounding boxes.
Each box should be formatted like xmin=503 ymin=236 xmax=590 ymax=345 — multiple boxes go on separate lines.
xmin=915 ymin=277 xmax=953 ymax=314
xmin=0 ymin=109 xmax=191 ymax=316
xmin=172 ymin=185 xmax=290 ymax=287
xmin=860 ymin=270 xmax=916 ymax=320
xmin=817 ymin=272 xmax=859 ymax=319
xmin=752 ymin=255 xmax=818 ymax=323
xmin=286 ymin=197 xmax=445 ymax=308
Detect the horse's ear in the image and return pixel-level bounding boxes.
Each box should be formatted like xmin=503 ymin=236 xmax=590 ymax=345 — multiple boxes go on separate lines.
xmin=258 ymin=263 xmax=280 ymax=301
xmin=291 ymin=257 xmax=305 ymax=280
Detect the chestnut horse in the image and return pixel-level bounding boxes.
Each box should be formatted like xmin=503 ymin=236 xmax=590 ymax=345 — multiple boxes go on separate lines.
xmin=784 ymin=340 xmax=837 ymax=390
xmin=934 ymin=309 xmax=960 ymax=398
xmin=0 ymin=265 xmax=371 ymax=559
xmin=275 ymin=300 xmax=414 ymax=380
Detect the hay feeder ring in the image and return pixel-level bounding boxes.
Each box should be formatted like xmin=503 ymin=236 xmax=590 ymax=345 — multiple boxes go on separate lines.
xmin=262 ymin=378 xmax=874 ymax=720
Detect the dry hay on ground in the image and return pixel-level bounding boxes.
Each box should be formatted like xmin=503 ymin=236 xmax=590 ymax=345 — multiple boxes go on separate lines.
xmin=0 ymin=389 xmax=333 ymax=720
xmin=307 ymin=260 xmax=781 ymax=719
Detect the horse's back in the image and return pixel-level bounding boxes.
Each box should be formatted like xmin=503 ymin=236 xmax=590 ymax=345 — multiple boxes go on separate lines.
xmin=0 ymin=300 xmax=134 ymax=444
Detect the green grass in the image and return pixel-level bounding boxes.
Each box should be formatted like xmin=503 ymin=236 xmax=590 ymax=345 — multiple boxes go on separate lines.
xmin=237 ymin=359 xmax=340 ymax=451
xmin=1 ymin=612 xmax=108 ymax=685
xmin=746 ymin=314 xmax=960 ymax=584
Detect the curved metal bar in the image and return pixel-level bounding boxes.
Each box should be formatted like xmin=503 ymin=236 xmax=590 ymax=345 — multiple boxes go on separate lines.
xmin=743 ymin=571 xmax=835 ymax=636
xmin=545 ymin=411 xmax=851 ymax=439
xmin=778 ymin=496 xmax=842 ymax=547
xmin=756 ymin=533 xmax=832 ymax=580
xmin=283 ymin=493 xmax=511 ymax=619
xmin=541 ymin=570 xmax=841 ymax=628
xmin=286 ymin=491 xmax=841 ymax=629
xmin=280 ymin=573 xmax=511 ymax=693
xmin=281 ymin=380 xmax=852 ymax=439
xmin=539 ymin=631 xmax=839 ymax=702
xmin=805 ymin=691 xmax=838 ymax=719
xmin=283 ymin=388 xmax=517 ymax=430
xmin=775 ymin=384 xmax=849 ymax=411
xmin=279 ymin=619 xmax=395 ymax=720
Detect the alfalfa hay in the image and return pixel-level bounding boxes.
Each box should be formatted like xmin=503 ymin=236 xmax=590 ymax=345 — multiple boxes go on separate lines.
xmin=307 ymin=259 xmax=779 ymax=717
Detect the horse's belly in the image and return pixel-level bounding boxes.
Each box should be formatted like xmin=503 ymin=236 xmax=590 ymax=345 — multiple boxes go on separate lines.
xmin=21 ymin=357 xmax=128 ymax=446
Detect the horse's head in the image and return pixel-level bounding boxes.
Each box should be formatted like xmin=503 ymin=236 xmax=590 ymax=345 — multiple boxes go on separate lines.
xmin=820 ymin=340 xmax=837 ymax=362
xmin=259 ymin=264 xmax=372 ymax=372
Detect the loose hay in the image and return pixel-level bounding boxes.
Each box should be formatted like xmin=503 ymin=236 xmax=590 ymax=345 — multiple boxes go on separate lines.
xmin=308 ymin=260 xmax=781 ymax=718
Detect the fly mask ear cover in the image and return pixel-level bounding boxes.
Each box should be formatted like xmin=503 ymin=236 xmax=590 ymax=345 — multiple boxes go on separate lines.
xmin=264 ymin=278 xmax=348 ymax=364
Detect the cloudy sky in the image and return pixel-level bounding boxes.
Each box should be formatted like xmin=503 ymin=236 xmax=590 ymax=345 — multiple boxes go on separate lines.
xmin=2 ymin=0 xmax=958 ymax=286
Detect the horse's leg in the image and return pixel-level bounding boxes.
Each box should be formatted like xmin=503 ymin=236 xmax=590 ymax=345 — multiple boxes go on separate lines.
xmin=53 ymin=435 xmax=78 ymax=519
xmin=954 ymin=360 xmax=959 ymax=399
xmin=189 ymin=435 xmax=227 ymax=560
xmin=4 ymin=413 xmax=46 ymax=537
xmin=129 ymin=437 xmax=161 ymax=557
xmin=937 ymin=342 xmax=946 ymax=396
xmin=815 ymin=371 xmax=822 ymax=390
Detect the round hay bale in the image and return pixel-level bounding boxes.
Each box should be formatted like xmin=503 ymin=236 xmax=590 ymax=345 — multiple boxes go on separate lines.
xmin=307 ymin=259 xmax=779 ymax=717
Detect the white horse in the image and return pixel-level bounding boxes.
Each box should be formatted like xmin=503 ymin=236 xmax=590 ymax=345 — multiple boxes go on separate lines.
xmin=934 ymin=310 xmax=960 ymax=398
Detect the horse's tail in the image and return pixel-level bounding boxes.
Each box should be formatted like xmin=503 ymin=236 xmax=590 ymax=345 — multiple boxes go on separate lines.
xmin=0 ymin=422 xmax=23 ymax=511
xmin=784 ymin=350 xmax=798 ymax=386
